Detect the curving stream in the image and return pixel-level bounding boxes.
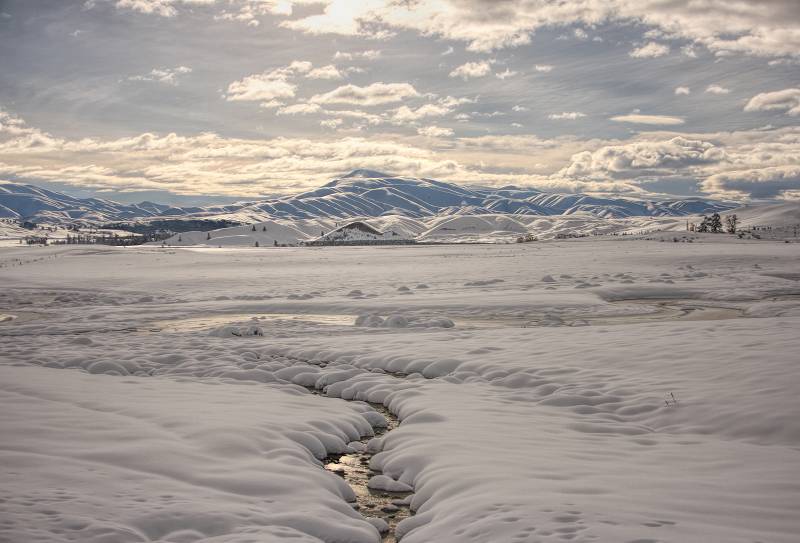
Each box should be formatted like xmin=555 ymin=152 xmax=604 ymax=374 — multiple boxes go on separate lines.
xmin=324 ymin=401 xmax=412 ymax=542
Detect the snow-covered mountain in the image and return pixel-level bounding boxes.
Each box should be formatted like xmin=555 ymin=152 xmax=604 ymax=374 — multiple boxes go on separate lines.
xmin=0 ymin=182 xmax=195 ymax=224
xmin=0 ymin=170 xmax=733 ymax=226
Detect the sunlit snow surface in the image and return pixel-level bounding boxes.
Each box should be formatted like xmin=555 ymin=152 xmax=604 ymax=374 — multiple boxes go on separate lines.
xmin=1 ymin=238 xmax=800 ymax=542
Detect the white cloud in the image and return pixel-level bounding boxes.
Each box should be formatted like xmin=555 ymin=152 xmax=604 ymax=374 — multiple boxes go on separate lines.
xmin=310 ymin=82 xmax=419 ymax=106
xmin=705 ymin=84 xmax=730 ymax=94
xmin=495 ymin=68 xmax=517 ymax=79
xmin=4 ymin=106 xmax=800 ymax=200
xmin=226 ymin=74 xmax=296 ymax=103
xmin=107 ymin=1 xmax=800 ymax=58
xmin=276 ymin=103 xmax=322 ymax=115
xmin=307 ymin=65 xmax=344 ymax=80
xmin=629 ymin=42 xmax=670 ymax=58
xmin=744 ymin=88 xmax=800 ymax=116
xmin=675 ymin=86 xmax=691 ymax=95
xmin=392 ymin=103 xmax=451 ymax=123
xmin=320 ymin=118 xmax=343 ymax=129
xmin=225 ymin=61 xmax=314 ymax=105
xmin=418 ymin=126 xmax=454 ymax=137
xmin=560 ymin=136 xmax=724 ymax=180
xmin=512 ymin=105 xmax=529 ymax=112
xmin=549 ymin=112 xmax=586 ymax=120
xmin=449 ymin=60 xmax=492 ymax=79
xmin=533 ymin=64 xmax=553 ymax=72
xmin=573 ymin=28 xmax=588 ymax=40
xmin=610 ymin=113 xmax=685 ymax=125
xmin=703 ymin=165 xmax=800 ymax=199
xmin=128 ymin=65 xmax=192 ymax=85
xmin=333 ymin=50 xmax=381 ymax=61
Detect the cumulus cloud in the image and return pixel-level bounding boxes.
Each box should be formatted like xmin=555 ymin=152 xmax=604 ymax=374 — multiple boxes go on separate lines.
xmin=418 ymin=126 xmax=454 ymax=137
xmin=549 ymin=112 xmax=586 ymax=120
xmin=744 ymin=88 xmax=800 ymax=116
xmin=675 ymin=86 xmax=691 ymax=95
xmin=533 ymin=64 xmax=553 ymax=72
xmin=307 ymin=65 xmax=344 ymax=79
xmin=128 ymin=65 xmax=192 ymax=85
xmin=703 ymin=165 xmax=800 ymax=199
xmin=333 ymin=50 xmax=381 ymax=61
xmin=560 ymin=137 xmax=724 ymax=180
xmin=309 ymin=82 xmax=419 ymax=106
xmin=610 ymin=113 xmax=685 ymax=125
xmin=226 ymin=74 xmax=296 ymax=104
xmin=276 ymin=103 xmax=322 ymax=115
xmin=705 ymin=84 xmax=730 ymax=94
xmin=495 ymin=68 xmax=517 ymax=79
xmin=629 ymin=42 xmax=670 ymax=58
xmin=105 ymin=0 xmax=800 ymax=58
xmin=3 ymin=106 xmax=799 ymax=200
xmin=225 ymin=61 xmax=316 ymax=104
xmin=392 ymin=103 xmax=452 ymax=123
xmin=449 ymin=60 xmax=492 ymax=79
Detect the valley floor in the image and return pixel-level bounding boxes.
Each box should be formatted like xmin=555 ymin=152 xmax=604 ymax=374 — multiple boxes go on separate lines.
xmin=1 ymin=238 xmax=799 ymax=543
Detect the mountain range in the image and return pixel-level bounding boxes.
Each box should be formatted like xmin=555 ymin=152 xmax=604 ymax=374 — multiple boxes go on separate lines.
xmin=0 ymin=170 xmax=734 ymax=226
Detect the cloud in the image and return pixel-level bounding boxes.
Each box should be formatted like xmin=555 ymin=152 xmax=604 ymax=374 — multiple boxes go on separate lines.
xmin=629 ymin=42 xmax=670 ymax=58
xmin=610 ymin=113 xmax=685 ymax=125
xmin=4 ymin=106 xmax=799 ymax=201
xmin=333 ymin=50 xmax=381 ymax=61
xmin=309 ymin=82 xmax=419 ymax=106
xmin=128 ymin=65 xmax=192 ymax=85
xmin=560 ymin=136 xmax=724 ymax=180
xmin=549 ymin=112 xmax=586 ymax=120
xmin=392 ymin=103 xmax=452 ymax=123
xmin=744 ymin=88 xmax=800 ymax=116
xmin=533 ymin=64 xmax=553 ymax=72
xmin=512 ymin=105 xmax=529 ymax=112
xmin=320 ymin=118 xmax=343 ymax=129
xmin=276 ymin=103 xmax=322 ymax=115
xmin=104 ymin=1 xmax=800 ymax=58
xmin=705 ymin=84 xmax=730 ymax=94
xmin=703 ymin=165 xmax=800 ymax=199
xmin=449 ymin=60 xmax=492 ymax=79
xmin=307 ymin=65 xmax=344 ymax=80
xmin=418 ymin=126 xmax=454 ymax=137
xmin=226 ymin=74 xmax=296 ymax=103
xmin=675 ymin=86 xmax=691 ymax=95
xmin=225 ymin=61 xmax=314 ymax=105
xmin=495 ymin=68 xmax=517 ymax=79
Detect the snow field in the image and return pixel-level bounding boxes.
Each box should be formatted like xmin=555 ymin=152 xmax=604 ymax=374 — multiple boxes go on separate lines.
xmin=1 ymin=239 xmax=799 ymax=542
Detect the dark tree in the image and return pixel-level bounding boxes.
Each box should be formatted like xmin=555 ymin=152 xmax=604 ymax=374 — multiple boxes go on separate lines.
xmin=254 ymin=241 xmax=259 ymax=247
xmin=206 ymin=232 xmax=211 ymax=240
xmin=709 ymin=213 xmax=723 ymax=233
xmin=725 ymin=214 xmax=738 ymax=234
xmin=251 ymin=224 xmax=256 ymax=231
xmin=697 ymin=216 xmax=710 ymax=233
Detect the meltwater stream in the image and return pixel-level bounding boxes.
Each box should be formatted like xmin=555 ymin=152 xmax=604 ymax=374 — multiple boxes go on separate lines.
xmin=324 ymin=402 xmax=412 ymax=542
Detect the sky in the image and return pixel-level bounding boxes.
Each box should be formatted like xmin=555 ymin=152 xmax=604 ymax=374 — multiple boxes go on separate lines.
xmin=0 ymin=0 xmax=799 ymax=204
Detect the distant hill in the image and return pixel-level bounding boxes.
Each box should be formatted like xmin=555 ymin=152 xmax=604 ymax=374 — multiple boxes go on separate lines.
xmin=0 ymin=170 xmax=734 ymax=226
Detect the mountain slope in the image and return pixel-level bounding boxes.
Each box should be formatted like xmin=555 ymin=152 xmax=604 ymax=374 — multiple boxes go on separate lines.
xmin=1 ymin=171 xmax=734 ymax=226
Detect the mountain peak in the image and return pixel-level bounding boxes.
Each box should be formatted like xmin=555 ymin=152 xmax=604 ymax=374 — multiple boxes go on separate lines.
xmin=341 ymin=169 xmax=392 ymax=179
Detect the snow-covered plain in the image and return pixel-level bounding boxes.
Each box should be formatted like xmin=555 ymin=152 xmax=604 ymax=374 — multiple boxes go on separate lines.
xmin=1 ymin=238 xmax=800 ymax=542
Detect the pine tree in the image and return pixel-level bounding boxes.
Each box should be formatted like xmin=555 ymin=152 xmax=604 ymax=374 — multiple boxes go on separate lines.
xmin=725 ymin=214 xmax=738 ymax=234
xmin=709 ymin=213 xmax=722 ymax=233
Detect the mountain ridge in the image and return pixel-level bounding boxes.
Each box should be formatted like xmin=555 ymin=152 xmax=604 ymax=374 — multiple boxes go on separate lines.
xmin=0 ymin=171 xmax=734 ymax=226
